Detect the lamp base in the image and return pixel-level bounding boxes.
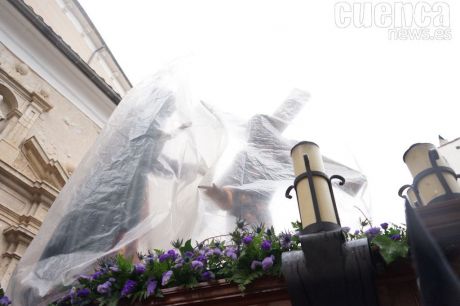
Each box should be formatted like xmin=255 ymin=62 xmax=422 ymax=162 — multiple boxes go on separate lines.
xmin=282 ymin=229 xmax=378 ymax=306
xmin=301 ymin=221 xmax=341 ymax=235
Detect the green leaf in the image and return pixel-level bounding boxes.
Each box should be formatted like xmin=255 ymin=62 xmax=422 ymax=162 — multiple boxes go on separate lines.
xmin=180 ymin=239 xmax=194 ymax=255
xmin=116 ymin=253 xmax=133 ymax=273
xmin=372 ymin=235 xmax=408 ymax=265
xmin=291 ymin=221 xmax=302 ymax=232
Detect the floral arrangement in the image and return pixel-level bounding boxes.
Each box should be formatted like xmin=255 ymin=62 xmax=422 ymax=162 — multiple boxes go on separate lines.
xmin=49 ymin=220 xmax=300 ymax=306
xmin=42 ymin=217 xmax=407 ymax=306
xmin=0 ymin=288 xmax=11 ymax=305
xmin=344 ymin=212 xmax=409 ymax=265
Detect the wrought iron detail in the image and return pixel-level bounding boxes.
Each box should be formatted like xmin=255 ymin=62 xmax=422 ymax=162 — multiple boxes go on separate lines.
xmin=398 ymin=184 xmax=412 ymax=199
xmin=285 ymin=185 xmax=294 ymax=199
xmin=285 ymin=153 xmax=345 ymax=228
xmin=330 ymin=175 xmax=345 ymax=185
xmin=399 ymin=148 xmax=460 ymax=206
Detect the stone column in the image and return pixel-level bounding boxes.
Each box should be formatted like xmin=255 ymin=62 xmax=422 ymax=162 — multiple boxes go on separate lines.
xmin=0 ymin=226 xmax=33 ymax=288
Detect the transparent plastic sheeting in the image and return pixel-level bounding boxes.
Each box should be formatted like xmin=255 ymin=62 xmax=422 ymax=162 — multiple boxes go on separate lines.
xmin=8 ymin=66 xmax=367 ymax=305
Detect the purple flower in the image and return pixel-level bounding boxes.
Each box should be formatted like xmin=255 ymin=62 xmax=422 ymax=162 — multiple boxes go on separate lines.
xmin=196 ymin=254 xmax=207 ymax=263
xmin=108 ymin=277 xmax=116 ymax=283
xmin=173 ymin=259 xmax=184 ymax=269
xmin=380 ymin=223 xmax=389 ymax=230
xmin=0 ymin=296 xmax=11 ymax=306
xmin=280 ymin=233 xmax=292 ymax=249
xmin=97 ymin=281 xmax=112 ymax=295
xmin=121 ymin=279 xmax=137 ymax=297
xmin=225 ymin=247 xmax=237 ymax=260
xmin=79 ymin=274 xmax=91 ymax=280
xmin=145 ymin=254 xmax=155 ymax=264
xmin=201 ymin=270 xmax=215 ymax=281
xmin=184 ymin=251 xmax=194 ymax=258
xmin=354 ymin=230 xmax=360 ymax=235
xmin=251 ymin=260 xmax=262 ymax=270
xmin=91 ymin=270 xmax=104 ymax=280
xmin=243 ymin=235 xmax=253 ymax=245
xmin=261 ymin=240 xmax=271 ymax=251
xmin=167 ymin=249 xmax=178 ymax=260
xmin=365 ymin=227 xmax=381 ymax=238
xmin=146 ymin=279 xmax=157 ymax=297
xmin=162 ymin=270 xmax=173 ymax=286
xmin=77 ymin=288 xmax=91 ymax=297
xmin=213 ymin=248 xmax=222 ymax=256
xmin=390 ymin=234 xmax=401 ymax=241
xmin=134 ymin=263 xmax=146 ymax=274
xmin=159 ymin=253 xmax=170 ymax=262
xmin=109 ymin=265 xmax=120 ymax=272
xmin=191 ymin=260 xmax=204 ymax=271
xmin=262 ymin=256 xmax=275 ymax=271
xmin=342 ymin=227 xmax=350 ymax=233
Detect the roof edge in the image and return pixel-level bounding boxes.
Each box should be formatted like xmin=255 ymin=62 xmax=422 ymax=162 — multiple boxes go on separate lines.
xmin=72 ymin=0 xmax=132 ymax=89
xmin=7 ymin=0 xmax=121 ymax=105
xmin=439 ymin=137 xmax=460 ymax=148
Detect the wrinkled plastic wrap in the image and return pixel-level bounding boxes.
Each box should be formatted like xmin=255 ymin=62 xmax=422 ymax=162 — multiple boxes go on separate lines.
xmin=8 ymin=65 xmax=367 ymax=305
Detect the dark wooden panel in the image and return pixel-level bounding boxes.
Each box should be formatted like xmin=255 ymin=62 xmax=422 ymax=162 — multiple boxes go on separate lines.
xmin=122 ymin=264 xmax=423 ymax=306
xmin=126 ymin=277 xmax=291 ymax=306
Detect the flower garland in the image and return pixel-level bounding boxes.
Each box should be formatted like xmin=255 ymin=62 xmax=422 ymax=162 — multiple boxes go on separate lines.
xmin=50 ymin=220 xmax=300 ymax=306
xmin=344 ymin=215 xmax=408 ymax=264
xmin=38 ymin=218 xmax=406 ymax=306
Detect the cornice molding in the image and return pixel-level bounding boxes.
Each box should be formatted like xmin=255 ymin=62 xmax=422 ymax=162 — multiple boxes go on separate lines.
xmin=30 ymin=92 xmax=52 ymax=112
xmin=0 ymin=158 xmax=58 ymax=201
xmin=0 ymin=202 xmax=20 ymax=225
xmin=17 ymin=214 xmax=42 ymax=229
xmin=3 ymin=224 xmax=34 ymax=244
xmin=21 ymin=136 xmax=69 ymax=190
xmin=1 ymin=251 xmax=22 ymax=261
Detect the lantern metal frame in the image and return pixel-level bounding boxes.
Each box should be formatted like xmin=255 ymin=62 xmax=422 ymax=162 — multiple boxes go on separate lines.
xmin=398 ymin=184 xmax=420 ymax=207
xmin=281 ymin=144 xmax=378 ymax=306
xmin=285 ymin=152 xmax=344 ymax=233
xmin=400 ymin=149 xmax=460 ymax=206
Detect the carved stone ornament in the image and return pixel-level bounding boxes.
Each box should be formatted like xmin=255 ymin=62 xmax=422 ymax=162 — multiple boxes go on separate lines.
xmin=15 ymin=63 xmax=29 ymax=76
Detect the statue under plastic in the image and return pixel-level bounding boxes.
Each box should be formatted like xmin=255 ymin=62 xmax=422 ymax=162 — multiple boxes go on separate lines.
xmin=7 ymin=65 xmax=367 ymax=305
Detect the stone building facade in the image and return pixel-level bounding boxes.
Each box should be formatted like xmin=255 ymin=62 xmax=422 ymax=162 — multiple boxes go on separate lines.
xmin=439 ymin=137 xmax=460 ymax=174
xmin=0 ymin=0 xmax=130 ymax=288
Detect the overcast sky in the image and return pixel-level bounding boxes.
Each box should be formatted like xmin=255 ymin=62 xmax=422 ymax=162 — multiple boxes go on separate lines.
xmin=79 ymin=0 xmax=460 ymax=225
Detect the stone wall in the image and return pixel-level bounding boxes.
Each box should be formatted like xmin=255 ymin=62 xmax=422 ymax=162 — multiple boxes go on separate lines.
xmin=0 ymin=43 xmax=102 ymax=288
